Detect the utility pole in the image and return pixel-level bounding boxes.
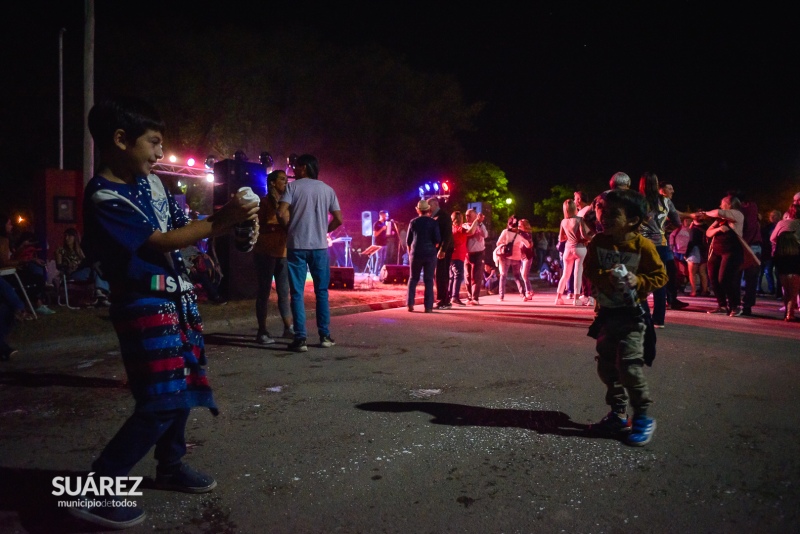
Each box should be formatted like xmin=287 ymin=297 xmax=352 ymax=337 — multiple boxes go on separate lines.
xmin=59 ymin=27 xmax=65 ymax=170
xmin=83 ymin=0 xmax=95 ymax=185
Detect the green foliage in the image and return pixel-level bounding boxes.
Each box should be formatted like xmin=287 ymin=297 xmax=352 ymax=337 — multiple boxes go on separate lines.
xmin=453 ymin=162 xmax=511 ymax=233
xmin=532 ymin=184 xmax=576 ymax=227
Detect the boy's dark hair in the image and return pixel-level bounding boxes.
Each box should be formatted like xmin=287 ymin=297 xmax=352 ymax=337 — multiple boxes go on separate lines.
xmin=295 ymin=154 xmax=319 ymax=179
xmin=604 ymin=189 xmax=648 ymax=229
xmin=88 ymin=95 xmax=165 ymax=151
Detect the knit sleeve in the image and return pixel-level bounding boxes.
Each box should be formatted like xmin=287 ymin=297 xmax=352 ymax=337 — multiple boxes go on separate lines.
xmin=634 ymin=237 xmax=668 ymax=296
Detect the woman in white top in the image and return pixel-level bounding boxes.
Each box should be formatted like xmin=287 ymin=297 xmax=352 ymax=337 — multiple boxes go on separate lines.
xmin=493 ymin=216 xmax=530 ymax=301
xmin=555 ymin=199 xmax=591 ymax=305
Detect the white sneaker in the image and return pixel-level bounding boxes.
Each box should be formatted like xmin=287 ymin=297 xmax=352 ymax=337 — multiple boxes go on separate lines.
xmin=256 ymin=333 xmax=276 ymax=345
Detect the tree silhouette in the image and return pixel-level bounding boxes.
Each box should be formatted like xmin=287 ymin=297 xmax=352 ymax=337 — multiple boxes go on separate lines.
xmin=98 ymin=24 xmax=484 ymax=215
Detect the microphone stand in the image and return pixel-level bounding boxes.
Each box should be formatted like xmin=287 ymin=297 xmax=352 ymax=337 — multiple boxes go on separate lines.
xmin=391 ymin=220 xmax=403 ymax=265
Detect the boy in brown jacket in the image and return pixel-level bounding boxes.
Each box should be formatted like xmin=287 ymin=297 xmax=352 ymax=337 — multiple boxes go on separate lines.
xmin=584 ymin=189 xmax=667 ymax=446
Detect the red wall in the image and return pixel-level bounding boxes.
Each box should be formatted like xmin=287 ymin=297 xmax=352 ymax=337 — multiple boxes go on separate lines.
xmin=37 ymin=168 xmax=84 ymax=260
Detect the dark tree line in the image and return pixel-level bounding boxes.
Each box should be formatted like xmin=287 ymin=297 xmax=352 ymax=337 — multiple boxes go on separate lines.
xmin=94 ymin=22 xmax=483 ymax=216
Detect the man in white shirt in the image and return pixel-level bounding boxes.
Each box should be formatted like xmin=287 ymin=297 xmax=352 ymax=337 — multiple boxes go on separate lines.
xmin=463 ymin=208 xmax=488 ymax=305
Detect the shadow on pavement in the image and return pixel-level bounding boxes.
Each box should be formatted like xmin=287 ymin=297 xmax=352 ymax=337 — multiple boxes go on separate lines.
xmin=357 ymin=401 xmax=613 ymax=440
xmin=0 ymin=372 xmax=124 ymax=389
xmin=0 ymin=467 xmax=92 ymax=533
xmin=204 ymin=332 xmax=291 ymax=350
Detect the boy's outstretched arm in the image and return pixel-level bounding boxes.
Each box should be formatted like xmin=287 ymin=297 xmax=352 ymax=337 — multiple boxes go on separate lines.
xmin=632 ymin=240 xmax=668 ymax=295
xmin=146 ymin=191 xmax=259 ymax=253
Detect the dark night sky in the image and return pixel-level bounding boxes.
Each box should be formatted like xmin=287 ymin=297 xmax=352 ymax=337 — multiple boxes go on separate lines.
xmin=4 ymin=2 xmax=800 ymax=217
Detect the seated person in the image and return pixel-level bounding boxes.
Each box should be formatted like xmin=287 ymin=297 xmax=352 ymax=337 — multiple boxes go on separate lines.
xmin=539 ymin=255 xmax=563 ymax=287
xmin=1 ymin=275 xmax=30 ymax=360
xmin=483 ymin=263 xmax=499 ymax=294
xmin=181 ymin=242 xmax=225 ymax=304
xmin=0 ymin=217 xmax=54 ymax=315
xmin=55 ymin=228 xmax=111 ymax=306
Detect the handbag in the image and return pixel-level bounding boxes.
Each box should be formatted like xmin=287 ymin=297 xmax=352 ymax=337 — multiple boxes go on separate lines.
xmin=498 ymin=233 xmax=517 ymax=257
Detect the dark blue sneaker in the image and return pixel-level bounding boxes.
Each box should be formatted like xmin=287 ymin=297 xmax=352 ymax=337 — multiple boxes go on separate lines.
xmin=69 ymin=498 xmax=146 ymax=529
xmin=155 ymin=463 xmax=217 ymax=493
xmin=590 ymin=411 xmax=632 ymax=436
xmin=626 ymin=415 xmax=656 ymax=446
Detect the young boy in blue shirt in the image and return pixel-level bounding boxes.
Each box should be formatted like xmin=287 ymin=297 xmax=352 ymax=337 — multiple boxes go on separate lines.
xmin=584 ymin=189 xmax=667 ymax=446
xmin=70 ymin=96 xmax=258 ymax=529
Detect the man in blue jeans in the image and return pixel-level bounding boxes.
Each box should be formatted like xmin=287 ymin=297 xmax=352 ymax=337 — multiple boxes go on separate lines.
xmin=278 ymin=154 xmax=343 ymax=352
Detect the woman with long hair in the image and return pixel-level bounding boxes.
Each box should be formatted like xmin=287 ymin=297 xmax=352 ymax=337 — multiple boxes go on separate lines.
xmin=638 ymin=172 xmax=687 ymax=327
xmin=493 ymin=215 xmax=530 ymax=301
xmin=697 ymin=195 xmax=746 ymax=316
xmin=253 ymin=170 xmax=294 ymax=344
xmin=770 ymin=203 xmax=800 ymax=321
xmin=684 ymin=219 xmax=710 ymax=297
xmin=554 ymin=200 xmax=590 ymax=306
xmin=518 ymin=219 xmax=535 ymax=301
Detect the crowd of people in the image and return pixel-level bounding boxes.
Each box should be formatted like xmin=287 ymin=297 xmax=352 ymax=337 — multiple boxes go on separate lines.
xmin=402 ymin=170 xmax=799 ymax=326
xmin=1 ymin=93 xmax=799 ymax=529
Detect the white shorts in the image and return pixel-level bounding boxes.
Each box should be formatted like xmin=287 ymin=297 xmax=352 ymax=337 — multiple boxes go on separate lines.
xmin=685 ymin=246 xmax=703 ymax=264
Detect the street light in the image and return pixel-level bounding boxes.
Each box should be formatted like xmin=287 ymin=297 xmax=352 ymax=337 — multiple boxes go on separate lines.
xmin=505 ymin=197 xmax=514 ymax=222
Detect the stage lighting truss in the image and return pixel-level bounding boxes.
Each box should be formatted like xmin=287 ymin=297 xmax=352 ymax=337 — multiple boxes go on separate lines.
xmin=418 ymin=180 xmax=451 ymax=200
xmin=153 ymin=154 xmax=219 ymax=183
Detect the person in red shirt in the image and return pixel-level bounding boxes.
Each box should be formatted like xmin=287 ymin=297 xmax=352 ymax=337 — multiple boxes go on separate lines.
xmin=449 ymin=211 xmax=469 ymax=306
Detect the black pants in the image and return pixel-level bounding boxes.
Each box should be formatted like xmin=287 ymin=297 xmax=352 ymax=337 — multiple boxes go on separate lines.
xmin=435 ymin=250 xmax=453 ymax=304
xmin=92 ymin=408 xmax=190 ymax=477
xmin=741 ymin=246 xmax=762 ymax=310
xmin=708 ymin=250 xmax=743 ymax=309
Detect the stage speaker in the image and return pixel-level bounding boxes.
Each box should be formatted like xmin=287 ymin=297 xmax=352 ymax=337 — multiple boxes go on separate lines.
xmin=361 ymin=211 xmax=377 ymax=237
xmin=213 ymin=159 xmax=268 ymax=210
xmin=379 ymin=264 xmax=409 ymax=284
xmin=329 ymin=266 xmax=354 ymax=290
xmin=211 ymin=159 xmax=267 ymax=300
xmin=212 ymin=234 xmax=260 ymax=300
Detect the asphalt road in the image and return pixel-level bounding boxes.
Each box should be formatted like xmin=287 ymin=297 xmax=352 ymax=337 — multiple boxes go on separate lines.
xmin=0 ymin=290 xmax=798 ymax=533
